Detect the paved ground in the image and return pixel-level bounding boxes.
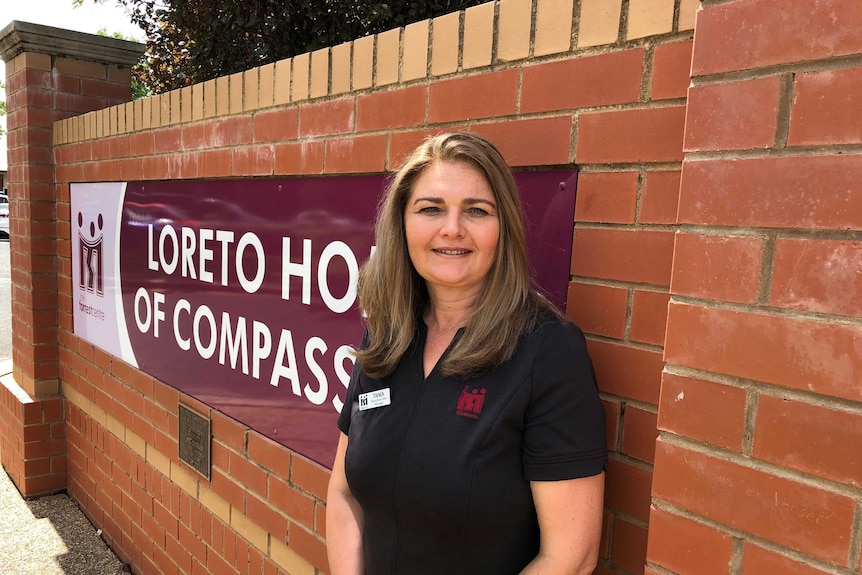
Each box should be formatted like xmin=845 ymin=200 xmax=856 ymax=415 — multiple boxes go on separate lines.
xmin=0 ymin=240 xmax=126 ymax=574
xmin=0 ymin=456 xmax=125 ymax=574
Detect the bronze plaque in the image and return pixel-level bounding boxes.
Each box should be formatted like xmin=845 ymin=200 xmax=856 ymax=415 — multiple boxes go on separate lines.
xmin=178 ymin=404 xmax=211 ymax=479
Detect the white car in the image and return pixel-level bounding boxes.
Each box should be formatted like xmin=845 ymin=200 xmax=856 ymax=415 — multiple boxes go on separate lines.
xmin=0 ymin=194 xmax=8 ymax=239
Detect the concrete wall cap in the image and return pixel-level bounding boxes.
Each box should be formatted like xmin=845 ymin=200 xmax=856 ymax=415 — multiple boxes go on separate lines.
xmin=0 ymin=20 xmax=145 ymax=66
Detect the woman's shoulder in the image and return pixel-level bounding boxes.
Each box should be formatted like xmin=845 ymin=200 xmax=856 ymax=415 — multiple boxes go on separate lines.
xmin=521 ymin=301 xmax=587 ymax=350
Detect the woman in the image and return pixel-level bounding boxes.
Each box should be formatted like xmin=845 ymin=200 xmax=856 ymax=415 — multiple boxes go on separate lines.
xmin=327 ymin=133 xmax=606 ymax=575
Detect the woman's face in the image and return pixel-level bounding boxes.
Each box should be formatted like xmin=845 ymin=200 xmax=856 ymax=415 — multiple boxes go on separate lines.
xmin=404 ymin=161 xmax=500 ymax=298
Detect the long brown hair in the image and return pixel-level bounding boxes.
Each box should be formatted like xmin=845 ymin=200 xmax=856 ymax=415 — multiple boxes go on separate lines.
xmin=356 ymin=133 xmax=558 ymax=378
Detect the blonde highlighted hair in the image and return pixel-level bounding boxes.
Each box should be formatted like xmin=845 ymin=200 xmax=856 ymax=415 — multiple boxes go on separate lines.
xmin=356 ymin=133 xmax=559 ymax=378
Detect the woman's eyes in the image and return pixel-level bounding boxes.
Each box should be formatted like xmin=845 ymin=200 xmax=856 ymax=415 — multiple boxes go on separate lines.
xmin=417 ymin=206 xmax=491 ymax=216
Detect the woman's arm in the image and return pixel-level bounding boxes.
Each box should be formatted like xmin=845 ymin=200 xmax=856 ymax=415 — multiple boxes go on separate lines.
xmin=520 ymin=473 xmax=605 ymax=575
xmin=326 ymin=433 xmax=365 ymax=575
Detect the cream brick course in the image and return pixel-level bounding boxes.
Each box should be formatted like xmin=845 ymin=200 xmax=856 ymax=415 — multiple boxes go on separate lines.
xmin=627 ymin=0 xmax=675 ymax=40
xmin=153 ymin=93 xmax=170 ymax=128
xmin=230 ymin=510 xmax=268 ymax=552
xmin=199 ymin=485 xmax=231 ymax=525
xmin=229 ymin=71 xmax=244 ymax=114
xmin=117 ymin=102 xmax=125 ymax=134
xmin=463 ymin=3 xmax=495 ymax=69
xmin=181 ymin=86 xmax=193 ymax=122
xmin=431 ymin=11 xmax=460 ymax=76
xmin=146 ymin=444 xmax=171 ymax=477
xmin=121 ymin=103 xmax=129 ymax=133
xmin=274 ymin=59 xmax=291 ymax=105
xmin=170 ymin=462 xmax=198 ymax=496
xmin=169 ymin=89 xmax=180 ymax=124
xmin=125 ymin=101 xmax=134 ymax=132
xmin=377 ymin=28 xmax=401 ymax=86
xmin=679 ymin=0 xmax=699 ymax=31
xmin=244 ymin=69 xmax=260 ymax=111
xmin=331 ymin=43 xmax=352 ymax=94
xmin=311 ymin=48 xmax=329 ymax=98
xmin=293 ymin=52 xmax=310 ymax=102
xmin=270 ymin=539 xmax=316 ymax=575
xmin=402 ymin=20 xmax=429 ymax=81
xmin=203 ymin=79 xmax=217 ymax=118
xmin=497 ymin=0 xmax=531 ymax=62
xmin=126 ymin=429 xmax=146 ymax=458
xmin=109 ymin=106 xmax=118 ymax=135
xmin=60 ymin=381 xmax=82 ymax=410
xmin=216 ymin=76 xmax=229 ymax=116
xmin=192 ymin=83 xmax=204 ymax=121
xmin=353 ymin=36 xmax=374 ymax=90
xmin=149 ymin=94 xmax=161 ymax=127
xmin=259 ymin=62 xmax=275 ymax=107
xmin=167 ymin=90 xmax=180 ymax=126
xmin=90 ymin=401 xmax=108 ymax=428
xmin=535 ymin=0 xmax=574 ymax=56
xmin=161 ymin=93 xmax=171 ymax=127
xmin=101 ymin=108 xmax=111 ymax=137
xmin=577 ymin=0 xmax=622 ymax=47
xmin=142 ymin=96 xmax=152 ymax=129
xmin=134 ymin=99 xmax=144 ymax=130
xmin=106 ymin=413 xmax=125 ymax=439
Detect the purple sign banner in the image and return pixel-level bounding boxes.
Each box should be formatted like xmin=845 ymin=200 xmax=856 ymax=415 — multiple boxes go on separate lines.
xmin=71 ymin=172 xmax=577 ymax=468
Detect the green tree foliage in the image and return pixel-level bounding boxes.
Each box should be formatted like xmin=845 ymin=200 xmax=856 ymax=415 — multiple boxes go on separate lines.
xmin=80 ymin=1 xmax=486 ymax=94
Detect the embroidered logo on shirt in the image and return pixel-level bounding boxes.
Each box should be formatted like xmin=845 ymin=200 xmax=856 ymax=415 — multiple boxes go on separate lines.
xmin=456 ymin=386 xmax=486 ymax=419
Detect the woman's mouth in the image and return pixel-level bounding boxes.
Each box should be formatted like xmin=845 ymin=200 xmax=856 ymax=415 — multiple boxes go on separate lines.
xmin=434 ymin=249 xmax=470 ymax=255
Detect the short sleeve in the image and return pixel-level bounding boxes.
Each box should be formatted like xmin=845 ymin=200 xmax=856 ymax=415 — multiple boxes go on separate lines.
xmin=337 ymin=330 xmax=369 ymax=435
xmin=337 ymin=360 xmax=363 ymax=434
xmin=522 ymin=321 xmax=607 ymax=481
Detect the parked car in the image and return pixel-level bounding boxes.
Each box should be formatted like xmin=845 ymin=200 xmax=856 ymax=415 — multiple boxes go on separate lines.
xmin=0 ymin=194 xmax=8 ymax=239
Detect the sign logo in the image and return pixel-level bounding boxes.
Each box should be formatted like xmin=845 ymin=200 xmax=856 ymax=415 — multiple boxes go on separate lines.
xmin=78 ymin=211 xmax=105 ymax=297
xmin=456 ymin=386 xmax=486 ymax=419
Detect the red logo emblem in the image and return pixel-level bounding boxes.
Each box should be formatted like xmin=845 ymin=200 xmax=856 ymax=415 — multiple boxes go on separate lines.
xmin=456 ymin=386 xmax=486 ymax=419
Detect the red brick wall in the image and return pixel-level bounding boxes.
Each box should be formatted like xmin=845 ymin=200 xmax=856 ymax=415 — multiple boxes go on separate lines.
xmin=648 ymin=1 xmax=862 ymax=574
xmin=50 ymin=23 xmax=694 ymax=574
xmin=4 ymin=1 xmax=860 ymax=574
xmin=3 ymin=48 xmax=133 ymax=499
xmin=0 ymin=374 xmax=65 ymax=494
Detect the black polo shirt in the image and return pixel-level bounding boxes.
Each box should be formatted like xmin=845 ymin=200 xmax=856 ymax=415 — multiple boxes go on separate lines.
xmin=338 ymin=315 xmax=607 ymax=575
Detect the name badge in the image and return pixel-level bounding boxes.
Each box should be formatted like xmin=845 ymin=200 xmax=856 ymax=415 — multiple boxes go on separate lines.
xmin=359 ymin=388 xmax=391 ymax=411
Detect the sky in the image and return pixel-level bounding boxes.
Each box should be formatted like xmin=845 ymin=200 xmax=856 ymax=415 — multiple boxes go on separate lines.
xmin=1 ymin=0 xmax=142 ymax=169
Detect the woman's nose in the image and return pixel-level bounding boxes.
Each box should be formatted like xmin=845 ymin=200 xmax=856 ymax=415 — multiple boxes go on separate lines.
xmin=440 ymin=211 xmax=465 ymax=237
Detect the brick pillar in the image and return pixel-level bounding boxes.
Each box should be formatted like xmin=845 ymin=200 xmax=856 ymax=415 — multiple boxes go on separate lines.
xmin=0 ymin=21 xmax=143 ymax=496
xmin=648 ymin=1 xmax=862 ymax=573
